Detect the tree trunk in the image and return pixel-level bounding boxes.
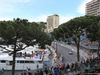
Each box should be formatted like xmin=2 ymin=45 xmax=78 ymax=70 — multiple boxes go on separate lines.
xmin=12 ymin=44 xmax=17 ymax=75
xmin=97 ymin=41 xmax=100 ymax=57
xmin=74 ymin=38 xmax=80 ymax=62
xmin=77 ymin=44 xmax=80 ymax=62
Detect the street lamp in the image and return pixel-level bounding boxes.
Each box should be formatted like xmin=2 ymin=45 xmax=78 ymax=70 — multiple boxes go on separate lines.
xmin=54 ymin=42 xmax=57 ymax=51
xmin=56 ymin=42 xmax=57 ymax=51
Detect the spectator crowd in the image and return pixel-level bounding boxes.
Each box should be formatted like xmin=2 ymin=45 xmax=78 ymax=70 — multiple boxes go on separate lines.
xmin=20 ymin=56 xmax=100 ymax=75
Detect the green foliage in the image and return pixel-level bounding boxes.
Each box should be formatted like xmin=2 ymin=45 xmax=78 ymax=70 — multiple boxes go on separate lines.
xmin=86 ymin=15 xmax=100 ymax=41
xmin=58 ymin=16 xmax=88 ymax=44
xmin=38 ymin=22 xmax=46 ymax=31
xmin=0 ymin=18 xmax=52 ymax=48
xmin=51 ymin=28 xmax=59 ymax=40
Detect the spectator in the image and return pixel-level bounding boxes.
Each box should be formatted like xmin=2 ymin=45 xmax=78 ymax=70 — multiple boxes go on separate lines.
xmin=49 ymin=68 xmax=54 ymax=75
xmin=25 ymin=52 xmax=27 ymax=56
xmin=54 ymin=68 xmax=59 ymax=75
xmin=44 ymin=68 xmax=48 ymax=75
xmin=20 ymin=70 xmax=23 ymax=75
xmin=40 ymin=70 xmax=43 ymax=75
xmin=22 ymin=54 xmax=25 ymax=59
xmin=37 ymin=64 xmax=39 ymax=69
xmin=70 ymin=62 xmax=73 ymax=72
xmin=75 ymin=62 xmax=78 ymax=72
xmin=51 ymin=66 xmax=54 ymax=73
xmin=86 ymin=63 xmax=90 ymax=70
xmin=62 ymin=64 xmax=65 ymax=70
xmin=35 ymin=70 xmax=40 ymax=75
xmin=78 ymin=62 xmax=80 ymax=71
xmin=21 ymin=72 xmax=23 ymax=75
xmin=80 ymin=62 xmax=86 ymax=75
xmin=73 ymin=63 xmax=76 ymax=72
xmin=98 ymin=57 xmax=100 ymax=60
xmin=56 ymin=65 xmax=59 ymax=70
xmin=61 ymin=64 xmax=65 ymax=74
xmin=66 ymin=63 xmax=70 ymax=74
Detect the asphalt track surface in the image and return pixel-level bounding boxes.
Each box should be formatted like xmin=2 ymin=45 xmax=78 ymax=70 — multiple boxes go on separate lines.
xmin=52 ymin=42 xmax=83 ymax=64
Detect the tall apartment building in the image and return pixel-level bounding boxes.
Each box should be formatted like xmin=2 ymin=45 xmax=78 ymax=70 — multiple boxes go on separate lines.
xmin=86 ymin=0 xmax=100 ymax=15
xmin=46 ymin=14 xmax=59 ymax=33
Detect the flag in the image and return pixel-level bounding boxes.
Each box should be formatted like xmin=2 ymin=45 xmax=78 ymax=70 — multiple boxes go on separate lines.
xmin=83 ymin=51 xmax=84 ymax=55
xmin=59 ymin=62 xmax=63 ymax=66
xmin=31 ymin=54 xmax=34 ymax=57
xmin=51 ymin=46 xmax=54 ymax=48
xmin=57 ymin=52 xmax=59 ymax=55
xmin=55 ymin=50 xmax=57 ymax=53
xmin=90 ymin=54 xmax=92 ymax=56
xmin=43 ymin=50 xmax=45 ymax=52
xmin=87 ymin=51 xmax=89 ymax=54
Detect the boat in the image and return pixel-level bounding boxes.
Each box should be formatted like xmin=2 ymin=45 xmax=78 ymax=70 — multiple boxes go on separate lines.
xmin=0 ymin=45 xmax=44 ymax=70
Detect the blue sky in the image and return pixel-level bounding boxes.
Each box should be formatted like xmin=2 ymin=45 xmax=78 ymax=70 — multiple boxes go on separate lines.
xmin=0 ymin=0 xmax=92 ymax=24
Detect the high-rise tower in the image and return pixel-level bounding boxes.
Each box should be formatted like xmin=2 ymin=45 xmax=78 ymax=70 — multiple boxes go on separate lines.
xmin=86 ymin=0 xmax=100 ymax=15
xmin=46 ymin=14 xmax=59 ymax=33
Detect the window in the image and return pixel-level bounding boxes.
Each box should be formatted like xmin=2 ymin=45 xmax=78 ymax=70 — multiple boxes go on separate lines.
xmin=30 ymin=61 xmax=34 ymax=63
xmin=20 ymin=61 xmax=24 ymax=63
xmin=25 ymin=61 xmax=29 ymax=63
xmin=1 ymin=60 xmax=6 ymax=63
